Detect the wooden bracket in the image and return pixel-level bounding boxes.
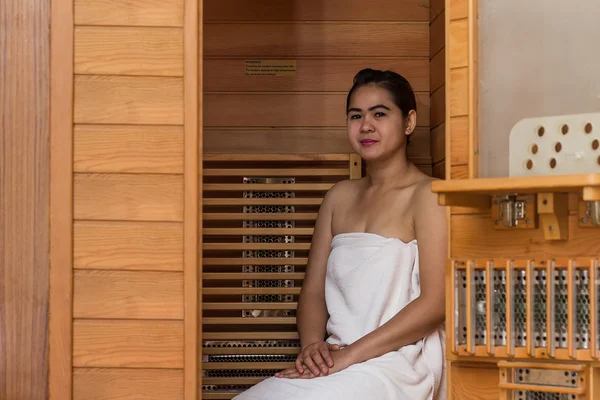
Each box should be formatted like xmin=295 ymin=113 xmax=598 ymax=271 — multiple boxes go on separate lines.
xmin=537 ymin=193 xmax=569 ymax=241
xmin=438 ymin=193 xmax=490 ymax=209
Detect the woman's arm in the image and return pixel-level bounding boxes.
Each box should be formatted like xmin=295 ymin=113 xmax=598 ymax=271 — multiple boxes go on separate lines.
xmin=343 ymin=181 xmax=448 ymax=365
xmin=297 ymin=187 xmax=335 ymax=347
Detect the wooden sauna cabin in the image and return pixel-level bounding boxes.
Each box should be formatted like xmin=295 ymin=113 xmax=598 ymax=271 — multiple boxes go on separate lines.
xmin=2 ymin=0 xmax=597 ymax=399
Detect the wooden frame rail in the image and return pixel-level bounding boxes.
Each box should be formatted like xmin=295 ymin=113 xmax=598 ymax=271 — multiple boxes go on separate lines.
xmin=201 ymin=153 xmax=361 ymax=399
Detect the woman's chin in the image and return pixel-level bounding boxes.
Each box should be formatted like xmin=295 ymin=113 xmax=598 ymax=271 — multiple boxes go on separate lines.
xmin=354 ymin=146 xmax=385 ymax=161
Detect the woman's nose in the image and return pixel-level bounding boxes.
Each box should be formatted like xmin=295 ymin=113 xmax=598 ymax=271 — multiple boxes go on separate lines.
xmin=360 ymin=117 xmax=374 ymax=132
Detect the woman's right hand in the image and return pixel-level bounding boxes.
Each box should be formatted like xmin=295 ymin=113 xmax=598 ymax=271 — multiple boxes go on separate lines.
xmin=295 ymin=341 xmax=340 ymax=376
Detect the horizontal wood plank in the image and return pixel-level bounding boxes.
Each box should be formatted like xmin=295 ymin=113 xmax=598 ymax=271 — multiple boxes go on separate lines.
xmin=203 ymin=228 xmax=313 ymax=236
xmin=450 ymin=365 xmax=500 ymax=399
xmin=450 ymin=116 xmax=468 ymax=165
xmin=203 ymin=317 xmax=296 ymax=325
xmin=203 ymin=288 xmax=300 ymax=295
xmin=203 ymin=153 xmax=350 ymax=161
xmin=451 ymin=214 xmax=600 ymax=259
xmin=74 ymin=125 xmax=183 ymax=173
xmin=449 ymin=19 xmax=468 ymax=69
xmin=449 ymin=67 xmax=468 ymax=117
xmin=204 ymin=93 xmax=430 ymax=127
xmin=203 ymin=198 xmax=322 ymax=206
xmin=203 ymin=258 xmax=307 ymax=265
xmin=430 ymin=85 xmax=445 ymax=128
xmin=203 ymin=302 xmax=298 ymax=310
xmin=73 ymin=368 xmax=183 ymax=400
xmin=74 ymin=75 xmax=183 ymax=125
xmin=204 ymin=168 xmax=348 ymax=177
xmin=429 ymin=10 xmax=445 ymax=58
xmin=73 ymin=270 xmax=183 ymax=319
xmin=205 ymin=0 xmax=429 ymax=21
xmin=74 ymin=173 xmax=183 ymax=221
xmin=74 ymin=221 xmax=183 ymax=271
xmin=203 ymin=183 xmax=333 ymax=191
xmin=204 ymin=23 xmax=429 ymax=57
xmin=204 ymin=128 xmax=352 ymax=154
xmin=449 ymin=0 xmax=468 ymax=21
xmin=204 ymin=58 xmax=429 ymax=92
xmin=74 ymin=0 xmax=184 ymax=26
xmin=430 ymin=0 xmax=444 ymax=22
xmin=430 ymin=49 xmax=445 ymax=93
xmin=431 ymin=123 xmax=445 ymax=164
xmin=450 ymin=164 xmax=468 ymax=179
xmin=433 ymin=160 xmax=446 ymax=179
xmin=74 ymin=27 xmax=183 ymax=76
xmin=203 ymin=213 xmax=318 ymax=221
xmin=203 ymin=243 xmax=311 ymax=251
xmin=73 ymin=320 xmax=183 ymax=368
xmin=203 ymin=332 xmax=298 ymax=340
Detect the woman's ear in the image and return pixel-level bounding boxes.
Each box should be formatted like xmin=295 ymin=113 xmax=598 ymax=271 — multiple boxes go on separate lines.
xmin=404 ymin=110 xmax=417 ymax=136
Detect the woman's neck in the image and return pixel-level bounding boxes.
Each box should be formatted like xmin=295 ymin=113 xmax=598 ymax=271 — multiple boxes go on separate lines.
xmin=365 ymin=152 xmax=416 ymax=190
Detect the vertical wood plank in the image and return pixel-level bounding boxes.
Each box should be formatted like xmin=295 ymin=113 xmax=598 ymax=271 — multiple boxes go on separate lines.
xmin=467 ymin=0 xmax=478 ymax=178
xmin=184 ymin=0 xmax=200 ymax=397
xmin=349 ymin=154 xmax=362 ymax=179
xmin=1 ymin=0 xmax=50 ymax=398
xmin=49 ymin=0 xmax=73 ymax=397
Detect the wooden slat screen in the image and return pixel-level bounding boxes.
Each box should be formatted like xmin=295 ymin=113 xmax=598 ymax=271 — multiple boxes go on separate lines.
xmin=201 ymin=153 xmax=361 ymax=399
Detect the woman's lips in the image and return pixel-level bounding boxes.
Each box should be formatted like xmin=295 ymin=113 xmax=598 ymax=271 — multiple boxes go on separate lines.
xmin=359 ymin=139 xmax=378 ymax=146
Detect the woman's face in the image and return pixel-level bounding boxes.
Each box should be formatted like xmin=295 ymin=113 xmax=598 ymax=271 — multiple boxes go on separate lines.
xmin=346 ymin=84 xmax=413 ymax=162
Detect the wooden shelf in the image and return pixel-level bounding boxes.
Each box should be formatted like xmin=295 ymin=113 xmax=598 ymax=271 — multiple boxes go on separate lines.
xmin=431 ymin=173 xmax=600 ymax=204
xmin=431 ymin=174 xmax=600 ymax=241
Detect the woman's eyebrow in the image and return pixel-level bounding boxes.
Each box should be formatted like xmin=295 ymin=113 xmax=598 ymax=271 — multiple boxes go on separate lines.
xmin=346 ymin=104 xmax=391 ymax=113
xmin=368 ymin=104 xmax=390 ymax=111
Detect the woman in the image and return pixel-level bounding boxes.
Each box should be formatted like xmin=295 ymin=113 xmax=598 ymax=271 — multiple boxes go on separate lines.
xmin=233 ymin=69 xmax=448 ymax=400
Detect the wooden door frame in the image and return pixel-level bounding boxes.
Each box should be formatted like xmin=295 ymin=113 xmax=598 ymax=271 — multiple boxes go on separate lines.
xmin=48 ymin=0 xmax=202 ymax=398
xmin=445 ymin=0 xmax=479 ymax=180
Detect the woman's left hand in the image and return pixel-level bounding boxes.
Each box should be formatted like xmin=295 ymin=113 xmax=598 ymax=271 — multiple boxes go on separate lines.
xmin=275 ymin=346 xmax=355 ymax=379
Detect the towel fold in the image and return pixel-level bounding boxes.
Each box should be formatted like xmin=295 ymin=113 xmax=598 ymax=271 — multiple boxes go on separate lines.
xmin=233 ymin=232 xmax=446 ymax=400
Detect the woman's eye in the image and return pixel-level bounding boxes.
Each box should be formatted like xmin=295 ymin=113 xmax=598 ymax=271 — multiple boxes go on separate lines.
xmin=374 ymin=112 xmax=386 ymax=118
xmin=350 ymin=114 xmax=361 ymax=120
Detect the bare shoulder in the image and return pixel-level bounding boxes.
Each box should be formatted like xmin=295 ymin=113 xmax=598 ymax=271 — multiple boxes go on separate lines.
xmin=411 ymin=177 xmax=446 ymax=223
xmin=322 ymin=178 xmax=362 ymax=208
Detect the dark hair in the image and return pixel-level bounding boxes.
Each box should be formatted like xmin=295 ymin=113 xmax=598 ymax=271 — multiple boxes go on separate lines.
xmin=346 ymin=68 xmax=417 ymax=146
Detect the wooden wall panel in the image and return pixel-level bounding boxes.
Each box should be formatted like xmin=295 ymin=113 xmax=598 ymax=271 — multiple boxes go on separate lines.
xmin=204 ymin=0 xmax=432 ymax=172
xmin=74 ymin=0 xmax=184 ymax=27
xmin=74 ymin=75 xmax=183 ymax=125
xmin=204 ymin=93 xmax=430 ymax=128
xmin=73 ymin=270 xmax=184 ymax=319
xmin=204 ymin=58 xmax=430 ymax=92
xmin=448 ymin=19 xmax=468 ymax=68
xmin=1 ymin=0 xmax=50 ymax=397
xmin=204 ymin=23 xmax=429 ymax=58
xmin=73 ymin=368 xmax=184 ymax=400
xmin=451 ymin=214 xmax=600 ymax=259
xmin=74 ymin=125 xmax=184 ymax=174
xmin=74 ymin=221 xmax=183 ymax=271
xmin=449 ymin=115 xmax=468 ymax=165
xmin=73 ymin=320 xmax=184 ymax=368
xmin=73 ymin=173 xmax=184 ymax=221
xmin=448 ymin=0 xmax=468 ymax=21
xmin=430 ymin=2 xmax=445 ymax=179
xmin=430 ymin=50 xmax=445 ymax=93
xmin=204 ymin=127 xmax=430 ymax=159
xmin=431 ymin=123 xmax=446 ymax=164
xmin=446 ymin=0 xmax=475 ymax=180
xmin=450 ymin=364 xmax=500 ymax=399
xmin=50 ymin=0 xmax=199 ymax=397
xmin=74 ymin=27 xmax=184 ymax=76
xmin=205 ymin=0 xmax=429 ymax=22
